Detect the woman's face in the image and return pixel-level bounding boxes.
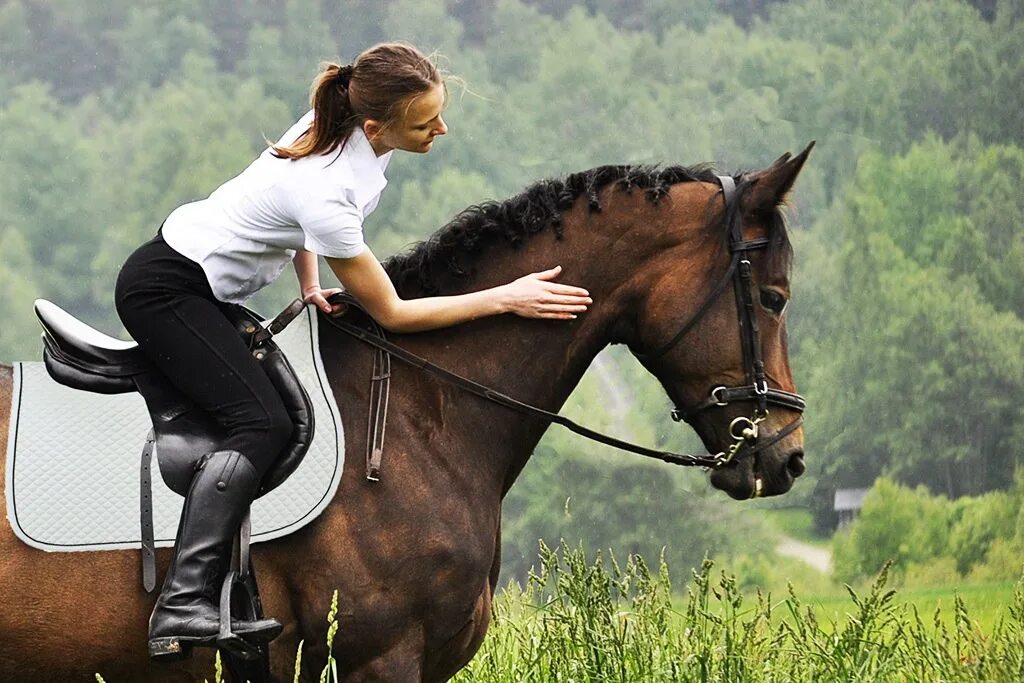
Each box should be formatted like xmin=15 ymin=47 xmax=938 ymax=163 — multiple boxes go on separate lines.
xmin=366 ymin=83 xmax=448 ymax=155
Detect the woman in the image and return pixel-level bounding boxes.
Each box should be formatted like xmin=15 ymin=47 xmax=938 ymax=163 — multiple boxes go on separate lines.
xmin=114 ymin=42 xmax=591 ymax=660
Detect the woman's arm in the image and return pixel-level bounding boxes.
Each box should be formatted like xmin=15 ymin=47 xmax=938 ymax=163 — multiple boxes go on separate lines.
xmin=324 ymin=249 xmax=590 ymax=333
xmin=294 ymin=249 xmax=345 ymax=314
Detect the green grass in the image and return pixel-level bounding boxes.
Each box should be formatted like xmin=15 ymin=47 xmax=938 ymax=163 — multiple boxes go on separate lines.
xmin=97 ymin=546 xmax=1024 ymax=682
xmin=452 ymin=543 xmax=1024 ymax=683
xmin=802 ymin=580 xmax=1018 ymax=635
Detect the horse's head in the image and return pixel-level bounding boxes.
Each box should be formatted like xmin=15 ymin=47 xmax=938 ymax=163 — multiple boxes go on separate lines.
xmin=624 ymin=144 xmax=813 ymax=500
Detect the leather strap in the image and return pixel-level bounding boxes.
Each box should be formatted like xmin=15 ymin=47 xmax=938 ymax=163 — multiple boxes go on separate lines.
xmin=365 ymin=318 xmax=391 ymax=481
xmin=139 ymin=428 xmax=157 ymax=592
xmin=673 ymin=385 xmax=806 ymax=422
xmin=251 ymin=298 xmax=306 ymax=347
xmin=323 ymin=311 xmax=730 ymax=468
xmin=239 ymin=511 xmax=251 ymax=581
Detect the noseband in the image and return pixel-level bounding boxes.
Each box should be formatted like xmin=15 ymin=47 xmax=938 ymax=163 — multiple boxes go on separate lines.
xmin=633 ymin=176 xmax=806 ymax=472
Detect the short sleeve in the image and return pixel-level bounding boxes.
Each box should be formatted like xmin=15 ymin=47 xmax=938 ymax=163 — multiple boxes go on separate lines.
xmin=294 ymin=190 xmax=367 ymax=259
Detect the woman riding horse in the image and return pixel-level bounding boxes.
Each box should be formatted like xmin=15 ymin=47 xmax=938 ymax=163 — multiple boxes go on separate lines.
xmin=114 ymin=41 xmax=592 ymax=660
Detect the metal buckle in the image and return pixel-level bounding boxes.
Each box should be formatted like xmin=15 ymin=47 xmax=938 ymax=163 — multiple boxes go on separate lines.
xmin=729 ymin=416 xmax=760 ymax=442
xmin=710 ymin=385 xmax=729 ymax=406
xmin=754 ymin=379 xmax=768 ymax=395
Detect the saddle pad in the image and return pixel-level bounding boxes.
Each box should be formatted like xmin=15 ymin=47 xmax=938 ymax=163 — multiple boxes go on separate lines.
xmin=5 ymin=306 xmax=344 ymax=552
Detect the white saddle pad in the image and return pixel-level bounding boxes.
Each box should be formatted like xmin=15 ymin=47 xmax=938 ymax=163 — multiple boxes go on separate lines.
xmin=5 ymin=306 xmax=345 ymax=552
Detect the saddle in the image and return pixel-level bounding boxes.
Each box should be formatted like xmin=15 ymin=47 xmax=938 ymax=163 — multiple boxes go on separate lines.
xmin=33 ymin=298 xmax=314 ymax=663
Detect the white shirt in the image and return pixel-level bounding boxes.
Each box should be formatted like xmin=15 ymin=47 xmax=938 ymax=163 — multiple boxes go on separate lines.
xmin=162 ymin=110 xmax=393 ymax=304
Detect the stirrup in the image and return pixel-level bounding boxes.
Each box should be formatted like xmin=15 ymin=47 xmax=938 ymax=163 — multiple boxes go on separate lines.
xmin=217 ymin=512 xmax=277 ymax=660
xmin=217 ymin=569 xmax=264 ymax=660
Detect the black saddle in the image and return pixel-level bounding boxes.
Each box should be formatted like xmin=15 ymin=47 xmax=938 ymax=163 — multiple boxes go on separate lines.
xmin=34 ymin=299 xmax=313 ymax=497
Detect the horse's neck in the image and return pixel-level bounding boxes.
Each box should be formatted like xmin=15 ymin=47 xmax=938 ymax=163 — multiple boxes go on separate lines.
xmin=387 ymin=207 xmax=677 ymax=495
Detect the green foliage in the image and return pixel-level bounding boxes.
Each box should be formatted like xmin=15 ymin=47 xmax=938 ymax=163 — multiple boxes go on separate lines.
xmin=949 ymin=490 xmax=1018 ymax=574
xmin=832 ymin=478 xmax=953 ymax=583
xmin=803 ymin=137 xmax=1024 ymax=501
xmin=449 ymin=546 xmax=1024 ymax=682
xmin=500 ymin=444 xmax=770 ymax=583
xmin=94 ymin=551 xmax=1024 ymax=680
xmin=3 ymin=0 xmax=1024 ymax=583
xmin=834 ymin=476 xmax=1024 ymax=585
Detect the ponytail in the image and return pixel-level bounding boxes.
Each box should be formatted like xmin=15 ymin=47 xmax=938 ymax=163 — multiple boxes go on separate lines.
xmin=272 ymin=63 xmax=358 ymax=159
xmin=273 ymin=43 xmax=445 ymax=161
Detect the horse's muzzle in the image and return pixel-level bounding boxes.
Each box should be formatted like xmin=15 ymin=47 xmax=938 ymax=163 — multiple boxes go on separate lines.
xmin=709 ymin=447 xmax=804 ymax=500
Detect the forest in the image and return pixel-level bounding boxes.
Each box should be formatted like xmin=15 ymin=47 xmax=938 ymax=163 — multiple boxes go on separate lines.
xmin=1 ymin=0 xmax=1022 ymax=583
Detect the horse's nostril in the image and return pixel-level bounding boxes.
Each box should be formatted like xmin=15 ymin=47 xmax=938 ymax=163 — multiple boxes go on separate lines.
xmin=786 ymin=452 xmax=806 ymax=478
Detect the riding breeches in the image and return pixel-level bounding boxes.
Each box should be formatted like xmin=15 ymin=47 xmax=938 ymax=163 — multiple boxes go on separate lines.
xmin=114 ymin=231 xmax=292 ymax=477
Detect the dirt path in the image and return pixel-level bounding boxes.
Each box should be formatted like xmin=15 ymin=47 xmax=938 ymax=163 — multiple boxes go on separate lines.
xmin=776 ymin=536 xmax=832 ymax=573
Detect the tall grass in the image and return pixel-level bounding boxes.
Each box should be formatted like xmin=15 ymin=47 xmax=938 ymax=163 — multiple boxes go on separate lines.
xmin=99 ymin=545 xmax=1024 ymax=682
xmin=453 ymin=542 xmax=1024 ymax=682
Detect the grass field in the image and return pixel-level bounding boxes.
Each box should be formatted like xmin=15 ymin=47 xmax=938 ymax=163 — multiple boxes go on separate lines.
xmin=800 ymin=579 xmax=1018 ymax=635
xmin=451 ymin=544 xmax=1024 ymax=683
xmin=100 ymin=543 xmax=1023 ymax=682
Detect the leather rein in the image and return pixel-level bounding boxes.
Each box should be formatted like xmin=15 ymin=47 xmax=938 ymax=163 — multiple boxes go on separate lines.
xmin=269 ymin=175 xmax=805 ymax=481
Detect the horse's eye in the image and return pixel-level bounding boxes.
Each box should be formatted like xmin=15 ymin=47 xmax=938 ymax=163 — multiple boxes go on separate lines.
xmin=759 ymin=289 xmax=787 ymax=314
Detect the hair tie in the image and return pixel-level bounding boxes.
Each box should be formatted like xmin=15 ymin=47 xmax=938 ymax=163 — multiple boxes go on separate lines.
xmin=337 ymin=64 xmax=354 ymax=89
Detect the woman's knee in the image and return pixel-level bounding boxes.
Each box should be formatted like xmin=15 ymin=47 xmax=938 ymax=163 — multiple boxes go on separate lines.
xmin=231 ymin=402 xmax=294 ymax=471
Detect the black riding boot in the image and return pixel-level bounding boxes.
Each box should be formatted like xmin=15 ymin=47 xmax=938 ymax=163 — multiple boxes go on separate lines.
xmin=148 ymin=450 xmax=282 ymax=661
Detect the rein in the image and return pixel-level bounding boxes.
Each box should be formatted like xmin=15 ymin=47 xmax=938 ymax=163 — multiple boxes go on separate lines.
xmin=320 ymin=310 xmax=727 ymax=468
xmin=277 ymin=175 xmax=805 ymax=482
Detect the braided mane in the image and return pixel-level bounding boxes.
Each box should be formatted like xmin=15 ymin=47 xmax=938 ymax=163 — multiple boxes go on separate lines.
xmin=382 ymin=163 xmax=789 ymax=295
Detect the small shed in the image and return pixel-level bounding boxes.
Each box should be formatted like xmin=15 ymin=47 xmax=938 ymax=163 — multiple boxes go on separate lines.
xmin=834 ymin=488 xmax=869 ymax=529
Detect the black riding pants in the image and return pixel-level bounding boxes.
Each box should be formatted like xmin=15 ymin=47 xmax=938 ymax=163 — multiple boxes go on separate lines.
xmin=114 ymin=232 xmax=292 ymax=477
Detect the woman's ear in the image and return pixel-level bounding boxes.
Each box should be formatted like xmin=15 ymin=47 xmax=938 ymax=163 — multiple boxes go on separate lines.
xmin=363 ymin=119 xmax=382 ymax=141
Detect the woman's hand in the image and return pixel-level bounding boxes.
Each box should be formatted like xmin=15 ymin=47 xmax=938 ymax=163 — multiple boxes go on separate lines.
xmin=302 ymin=284 xmax=346 ymax=315
xmin=500 ymin=266 xmax=592 ymax=320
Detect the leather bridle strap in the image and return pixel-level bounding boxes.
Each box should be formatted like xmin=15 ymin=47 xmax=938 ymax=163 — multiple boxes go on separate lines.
xmin=321 ymin=311 xmax=729 ymax=468
xmin=632 ymin=256 xmax=739 ymax=363
xmin=631 ymin=175 xmax=805 ymax=421
xmin=673 ymin=385 xmax=805 ymax=422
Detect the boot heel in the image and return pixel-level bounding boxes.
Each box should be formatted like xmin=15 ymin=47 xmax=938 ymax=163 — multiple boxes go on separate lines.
xmin=149 ymin=636 xmax=192 ymax=662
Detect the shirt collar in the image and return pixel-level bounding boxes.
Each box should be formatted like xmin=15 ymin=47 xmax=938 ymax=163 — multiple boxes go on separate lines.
xmin=346 ymin=126 xmax=393 ymax=175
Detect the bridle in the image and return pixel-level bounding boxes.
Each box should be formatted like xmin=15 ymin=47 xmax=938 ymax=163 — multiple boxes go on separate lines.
xmin=300 ymin=175 xmax=805 ymax=489
xmin=632 ymin=176 xmax=805 ymax=480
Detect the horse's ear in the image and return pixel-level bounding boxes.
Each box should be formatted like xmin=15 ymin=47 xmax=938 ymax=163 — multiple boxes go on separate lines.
xmin=743 ymin=141 xmax=815 ymax=215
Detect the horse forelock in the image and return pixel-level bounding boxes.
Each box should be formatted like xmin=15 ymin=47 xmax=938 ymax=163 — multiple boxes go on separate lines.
xmin=383 ymin=164 xmax=792 ymax=296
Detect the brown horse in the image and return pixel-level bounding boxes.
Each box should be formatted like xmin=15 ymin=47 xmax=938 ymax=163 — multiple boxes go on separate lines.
xmin=0 ymin=146 xmax=811 ymax=682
